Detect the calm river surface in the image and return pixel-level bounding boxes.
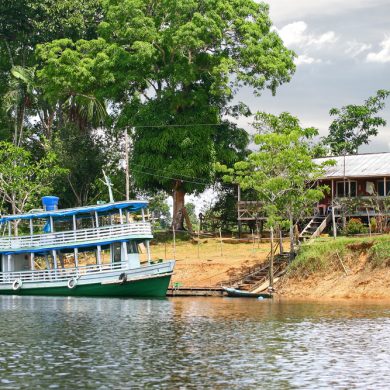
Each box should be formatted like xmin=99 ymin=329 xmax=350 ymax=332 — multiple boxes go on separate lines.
xmin=1 ymin=296 xmax=390 ymax=389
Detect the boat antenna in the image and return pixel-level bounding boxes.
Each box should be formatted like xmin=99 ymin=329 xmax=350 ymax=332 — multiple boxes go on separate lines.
xmin=100 ymin=170 xmax=115 ymax=203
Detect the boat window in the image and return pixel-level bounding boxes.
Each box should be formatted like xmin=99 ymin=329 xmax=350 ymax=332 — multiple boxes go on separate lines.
xmin=112 ymin=243 xmax=122 ymax=263
xmin=127 ymin=241 xmax=139 ymax=254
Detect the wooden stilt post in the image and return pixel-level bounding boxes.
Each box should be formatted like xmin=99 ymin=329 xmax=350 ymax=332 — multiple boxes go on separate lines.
xmin=219 ymin=227 xmax=223 ymax=257
xmin=172 ymin=226 xmax=176 ymax=261
xmin=279 ymin=229 xmax=283 ymax=255
xmin=366 ymin=208 xmax=372 ymax=237
xmin=332 ymin=206 xmax=337 ymax=239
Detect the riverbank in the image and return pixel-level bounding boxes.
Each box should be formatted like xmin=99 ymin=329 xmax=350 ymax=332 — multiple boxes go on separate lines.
xmin=147 ymin=236 xmax=271 ymax=287
xmin=148 ymin=234 xmax=390 ymax=299
xmin=276 ymin=235 xmax=390 ymax=299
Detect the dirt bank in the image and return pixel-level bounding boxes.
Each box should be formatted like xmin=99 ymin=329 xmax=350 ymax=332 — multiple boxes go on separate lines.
xmin=147 ymin=238 xmax=272 ymax=287
xmin=276 ymin=236 xmax=390 ymax=300
xmin=149 ymin=234 xmax=390 ymax=300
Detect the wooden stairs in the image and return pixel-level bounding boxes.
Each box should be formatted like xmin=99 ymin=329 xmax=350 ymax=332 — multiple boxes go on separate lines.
xmin=221 ymin=244 xmax=290 ymax=293
xmin=299 ymin=214 xmax=331 ymax=241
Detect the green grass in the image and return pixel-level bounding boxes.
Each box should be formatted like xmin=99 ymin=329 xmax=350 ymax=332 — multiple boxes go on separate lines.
xmin=369 ymin=240 xmax=390 ymax=268
xmin=288 ymin=235 xmax=390 ymax=277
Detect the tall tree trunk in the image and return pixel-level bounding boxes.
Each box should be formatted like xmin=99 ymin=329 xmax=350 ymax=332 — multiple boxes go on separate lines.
xmin=172 ymin=181 xmax=185 ymax=231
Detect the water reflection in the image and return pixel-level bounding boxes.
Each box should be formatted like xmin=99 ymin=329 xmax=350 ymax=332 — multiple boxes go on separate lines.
xmin=1 ymin=296 xmax=390 ymax=389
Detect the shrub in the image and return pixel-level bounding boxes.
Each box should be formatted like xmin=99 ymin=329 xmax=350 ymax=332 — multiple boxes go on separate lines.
xmin=369 ymin=240 xmax=390 ymax=268
xmin=345 ymin=218 xmax=367 ymax=235
xmin=369 ymin=217 xmax=377 ymax=233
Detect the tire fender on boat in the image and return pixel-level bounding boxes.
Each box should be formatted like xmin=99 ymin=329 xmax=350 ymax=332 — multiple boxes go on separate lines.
xmin=67 ymin=277 xmax=78 ymax=289
xmin=12 ymin=279 xmax=23 ymax=291
xmin=119 ymin=273 xmax=127 ymax=284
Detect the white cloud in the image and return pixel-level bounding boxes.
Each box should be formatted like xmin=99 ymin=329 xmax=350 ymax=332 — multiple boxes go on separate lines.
xmin=295 ymin=54 xmax=322 ymax=66
xmin=366 ymin=37 xmax=390 ymax=63
xmin=265 ymin=0 xmax=390 ymax=23
xmin=277 ymin=21 xmax=338 ymax=49
xmin=277 ymin=21 xmax=308 ymax=46
xmin=309 ymin=31 xmax=338 ymax=46
xmin=345 ymin=40 xmax=372 ymax=57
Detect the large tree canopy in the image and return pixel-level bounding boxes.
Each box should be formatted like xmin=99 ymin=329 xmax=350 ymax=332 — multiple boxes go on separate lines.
xmin=34 ymin=0 xmax=296 ymax=226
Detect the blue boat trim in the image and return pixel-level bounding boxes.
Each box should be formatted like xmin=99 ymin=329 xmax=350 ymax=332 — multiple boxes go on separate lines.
xmin=0 ymin=201 xmax=148 ymax=223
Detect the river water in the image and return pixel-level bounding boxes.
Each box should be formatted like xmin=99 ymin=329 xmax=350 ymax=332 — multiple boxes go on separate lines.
xmin=1 ymin=296 xmax=390 ymax=389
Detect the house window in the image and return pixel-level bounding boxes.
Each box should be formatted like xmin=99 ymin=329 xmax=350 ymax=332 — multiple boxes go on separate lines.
xmin=336 ymin=181 xmax=357 ymax=197
xmin=378 ymin=180 xmax=390 ymax=197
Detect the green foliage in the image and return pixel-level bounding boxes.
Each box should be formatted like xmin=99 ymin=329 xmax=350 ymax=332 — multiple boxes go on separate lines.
xmin=0 ymin=141 xmax=67 ymax=214
xmin=220 ymin=112 xmax=332 ymax=230
xmin=288 ymin=236 xmax=379 ymax=276
xmin=370 ymin=217 xmax=377 ymax=233
xmin=369 ymin=240 xmax=390 ymax=268
xmin=0 ymin=0 xmax=104 ymax=142
xmin=149 ymin=192 xmax=172 ymax=230
xmin=324 ymin=90 xmax=390 ymax=155
xmin=52 ymin=125 xmax=119 ymax=207
xmin=344 ymin=218 xmax=367 ymax=235
xmin=35 ymin=0 xmax=295 ymax=221
xmin=185 ymin=202 xmax=199 ymax=227
xmin=201 ymin=187 xmax=238 ymax=231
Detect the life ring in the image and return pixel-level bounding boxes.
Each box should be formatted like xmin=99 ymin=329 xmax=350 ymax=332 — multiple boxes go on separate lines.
xmin=67 ymin=277 xmax=78 ymax=289
xmin=12 ymin=279 xmax=23 ymax=291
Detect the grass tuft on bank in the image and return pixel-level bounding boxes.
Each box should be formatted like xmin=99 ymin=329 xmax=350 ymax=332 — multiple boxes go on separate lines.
xmin=288 ymin=235 xmax=390 ymax=277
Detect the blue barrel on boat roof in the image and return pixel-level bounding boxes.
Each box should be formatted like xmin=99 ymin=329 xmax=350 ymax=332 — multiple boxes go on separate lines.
xmin=42 ymin=196 xmax=59 ymax=211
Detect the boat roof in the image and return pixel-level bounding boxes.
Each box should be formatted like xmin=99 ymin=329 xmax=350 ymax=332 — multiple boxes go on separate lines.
xmin=0 ymin=200 xmax=148 ymax=223
xmin=314 ymin=152 xmax=390 ymax=179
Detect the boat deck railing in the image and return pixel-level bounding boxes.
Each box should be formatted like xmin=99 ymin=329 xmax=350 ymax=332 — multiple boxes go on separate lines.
xmin=0 ymin=260 xmax=174 ymax=285
xmin=0 ymin=262 xmax=126 ymax=284
xmin=0 ymin=222 xmax=152 ymax=252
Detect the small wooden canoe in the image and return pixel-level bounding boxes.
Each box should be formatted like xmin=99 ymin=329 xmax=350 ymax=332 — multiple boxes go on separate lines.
xmin=223 ymin=287 xmax=272 ymax=299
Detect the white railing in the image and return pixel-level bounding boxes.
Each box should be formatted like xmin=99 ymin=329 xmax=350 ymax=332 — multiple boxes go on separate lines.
xmin=0 ymin=222 xmax=152 ymax=252
xmin=0 ymin=260 xmax=174 ymax=285
xmin=0 ymin=262 xmax=126 ymax=284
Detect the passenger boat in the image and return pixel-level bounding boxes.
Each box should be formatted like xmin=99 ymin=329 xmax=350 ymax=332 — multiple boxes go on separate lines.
xmin=0 ymin=197 xmax=174 ymax=297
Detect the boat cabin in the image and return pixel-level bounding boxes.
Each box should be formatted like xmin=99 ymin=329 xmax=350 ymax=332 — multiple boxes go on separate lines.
xmin=0 ymin=198 xmax=153 ymax=281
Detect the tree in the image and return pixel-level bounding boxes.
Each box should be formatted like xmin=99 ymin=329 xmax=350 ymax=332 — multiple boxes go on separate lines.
xmin=219 ymin=112 xmax=332 ymax=281
xmin=0 ymin=141 xmax=67 ymax=232
xmin=36 ymin=1 xmax=296 ymax=228
xmin=324 ymin=90 xmax=390 ymax=155
xmin=148 ymin=192 xmax=172 ymax=230
xmin=52 ymin=125 xmax=118 ymax=207
xmin=95 ymin=0 xmax=295 ymax=229
xmin=0 ymin=0 xmax=103 ymax=144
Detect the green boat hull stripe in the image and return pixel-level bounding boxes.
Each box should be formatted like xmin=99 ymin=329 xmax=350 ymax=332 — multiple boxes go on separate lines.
xmin=0 ymin=274 xmax=172 ymax=298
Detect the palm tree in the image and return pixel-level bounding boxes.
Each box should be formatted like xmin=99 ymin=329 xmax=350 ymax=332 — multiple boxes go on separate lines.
xmin=3 ymin=66 xmax=36 ymax=146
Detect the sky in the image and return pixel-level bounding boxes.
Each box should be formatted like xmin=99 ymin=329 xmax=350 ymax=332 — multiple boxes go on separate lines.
xmin=190 ymin=0 xmax=390 ymax=213
xmin=235 ymin=0 xmax=390 ymax=153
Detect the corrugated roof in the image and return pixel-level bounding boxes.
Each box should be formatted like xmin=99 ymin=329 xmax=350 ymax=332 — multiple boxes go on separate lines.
xmin=314 ymin=152 xmax=390 ymax=179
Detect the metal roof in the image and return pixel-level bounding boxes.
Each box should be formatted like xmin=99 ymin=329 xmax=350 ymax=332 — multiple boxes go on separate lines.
xmin=314 ymin=152 xmax=390 ymax=179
